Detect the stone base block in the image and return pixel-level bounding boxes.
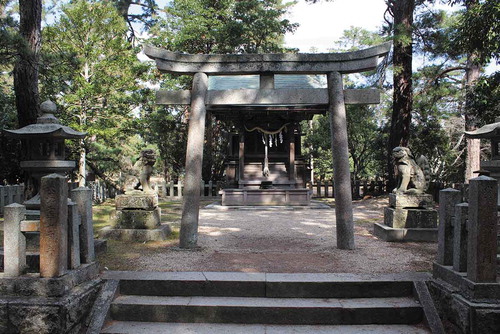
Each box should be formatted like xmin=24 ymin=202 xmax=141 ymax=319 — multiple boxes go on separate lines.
xmin=0 ymin=266 xmax=101 ymax=334
xmin=0 ymin=262 xmax=99 ymax=297
xmin=98 ymin=224 xmax=171 ymax=242
xmin=384 ymin=207 xmax=437 ymax=229
xmin=373 ymin=223 xmax=438 ymax=242
xmin=389 ymin=193 xmax=434 ymax=208
xmin=115 ymin=192 xmax=158 ymax=210
xmin=429 ymin=266 xmax=500 ymax=334
xmin=114 ymin=207 xmax=161 ymax=229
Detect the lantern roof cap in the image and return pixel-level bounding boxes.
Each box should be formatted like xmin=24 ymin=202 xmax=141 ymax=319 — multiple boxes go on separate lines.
xmin=465 ymin=118 xmax=500 ymax=139
xmin=3 ymin=100 xmax=86 ymax=139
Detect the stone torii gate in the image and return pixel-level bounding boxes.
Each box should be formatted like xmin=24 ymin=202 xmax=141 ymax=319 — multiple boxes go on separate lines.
xmin=145 ymin=42 xmax=391 ymax=250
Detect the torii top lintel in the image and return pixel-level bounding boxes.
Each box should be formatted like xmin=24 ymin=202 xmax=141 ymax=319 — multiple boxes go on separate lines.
xmin=144 ymin=42 xmax=391 ymax=75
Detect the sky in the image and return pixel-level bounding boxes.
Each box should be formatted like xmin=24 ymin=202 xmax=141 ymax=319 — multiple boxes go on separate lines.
xmin=283 ymin=0 xmax=498 ymax=74
xmin=283 ymin=0 xmax=388 ymax=52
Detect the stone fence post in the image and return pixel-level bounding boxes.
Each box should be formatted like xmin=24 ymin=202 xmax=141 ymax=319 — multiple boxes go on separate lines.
xmin=40 ymin=174 xmax=68 ymax=278
xmin=71 ymin=187 xmax=95 ymax=263
xmin=67 ymin=200 xmax=81 ymax=269
xmin=467 ymin=176 xmax=498 ymax=283
xmin=452 ymin=203 xmax=468 ymax=272
xmin=3 ymin=203 xmax=27 ymax=277
xmin=437 ymin=188 xmax=461 ymax=265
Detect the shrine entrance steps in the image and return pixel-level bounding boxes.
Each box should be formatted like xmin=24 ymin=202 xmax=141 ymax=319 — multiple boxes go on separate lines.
xmin=93 ymin=271 xmax=438 ymax=334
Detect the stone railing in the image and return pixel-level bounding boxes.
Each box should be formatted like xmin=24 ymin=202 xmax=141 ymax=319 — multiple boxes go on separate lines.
xmin=0 ymin=184 xmax=24 ymax=215
xmin=3 ymin=174 xmax=95 ymax=278
xmin=436 ymin=176 xmax=498 ymax=283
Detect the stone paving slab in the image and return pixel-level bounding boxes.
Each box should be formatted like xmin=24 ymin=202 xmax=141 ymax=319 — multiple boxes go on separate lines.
xmin=101 ymin=321 xmax=431 ymax=334
xmin=102 ymin=270 xmax=431 ymax=282
xmin=111 ymin=295 xmax=422 ymax=325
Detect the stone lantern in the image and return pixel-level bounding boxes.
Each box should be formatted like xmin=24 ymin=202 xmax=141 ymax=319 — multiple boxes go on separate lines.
xmin=3 ymin=100 xmax=86 ymax=209
xmin=465 ymin=117 xmax=500 ymax=206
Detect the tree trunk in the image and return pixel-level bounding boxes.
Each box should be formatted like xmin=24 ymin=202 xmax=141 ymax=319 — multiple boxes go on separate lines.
xmin=78 ymin=139 xmax=86 ymax=187
xmin=387 ymin=0 xmax=414 ymax=188
xmin=14 ymin=0 xmax=42 ymax=128
xmin=464 ymin=0 xmax=481 ymax=183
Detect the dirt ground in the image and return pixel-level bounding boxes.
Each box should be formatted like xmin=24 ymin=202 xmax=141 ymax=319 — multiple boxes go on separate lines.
xmin=97 ymin=196 xmax=438 ymax=274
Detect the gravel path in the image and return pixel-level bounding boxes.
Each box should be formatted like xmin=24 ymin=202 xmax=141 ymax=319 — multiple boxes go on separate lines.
xmin=99 ymin=197 xmax=437 ymax=274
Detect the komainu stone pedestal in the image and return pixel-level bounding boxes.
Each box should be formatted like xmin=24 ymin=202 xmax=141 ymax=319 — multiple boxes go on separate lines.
xmin=374 ymin=193 xmax=438 ymax=242
xmin=99 ymin=192 xmax=170 ymax=242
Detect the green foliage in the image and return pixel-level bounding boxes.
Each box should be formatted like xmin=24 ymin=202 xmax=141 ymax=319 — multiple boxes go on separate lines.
xmin=468 ymin=72 xmax=500 ymax=125
xmin=0 ymin=1 xmax=20 ymax=65
xmin=303 ymin=105 xmax=387 ymax=181
xmin=413 ymin=9 xmax=463 ymax=60
xmin=303 ymin=116 xmax=333 ymax=180
xmin=0 ymin=1 xmax=21 ymax=183
xmin=144 ymin=0 xmax=299 ymax=181
xmin=346 ymin=106 xmax=386 ymax=180
xmin=40 ymin=0 xmax=150 ymax=179
xmin=150 ymin=0 xmax=297 ymax=54
xmin=0 ymin=84 xmax=21 ymax=184
xmin=302 ymin=27 xmax=388 ymax=181
xmin=140 ymin=107 xmax=188 ymax=180
xmin=455 ymin=0 xmax=500 ymax=64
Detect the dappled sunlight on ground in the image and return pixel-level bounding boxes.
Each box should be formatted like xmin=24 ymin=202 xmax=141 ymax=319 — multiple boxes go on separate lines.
xmin=96 ymin=195 xmax=437 ymax=273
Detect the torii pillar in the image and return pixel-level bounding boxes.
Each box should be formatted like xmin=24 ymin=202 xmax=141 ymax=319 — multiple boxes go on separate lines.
xmin=179 ymin=73 xmax=208 ymax=248
xmin=328 ymin=72 xmax=354 ymax=249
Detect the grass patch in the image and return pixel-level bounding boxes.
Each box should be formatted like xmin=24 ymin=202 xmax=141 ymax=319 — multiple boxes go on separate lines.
xmin=93 ymin=199 xmax=115 ymax=231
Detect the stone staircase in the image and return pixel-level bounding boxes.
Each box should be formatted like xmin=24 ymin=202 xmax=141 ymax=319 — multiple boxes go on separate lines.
xmin=92 ymin=272 xmax=437 ymax=334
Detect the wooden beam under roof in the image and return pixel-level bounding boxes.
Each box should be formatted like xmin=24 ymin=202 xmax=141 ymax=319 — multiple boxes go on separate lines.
xmin=156 ymin=88 xmax=381 ymax=106
xmin=144 ymin=42 xmax=391 ymax=75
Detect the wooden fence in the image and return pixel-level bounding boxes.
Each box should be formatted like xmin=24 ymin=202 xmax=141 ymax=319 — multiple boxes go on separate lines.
xmin=428 ymin=181 xmax=468 ymax=203
xmin=0 ymin=181 xmax=117 ymax=214
xmin=310 ymin=179 xmax=388 ymax=199
xmin=0 ymin=179 xmax=468 ymax=211
xmin=158 ymin=179 xmax=391 ymax=200
xmin=157 ymin=180 xmax=222 ymax=199
xmin=89 ymin=180 xmax=118 ymax=204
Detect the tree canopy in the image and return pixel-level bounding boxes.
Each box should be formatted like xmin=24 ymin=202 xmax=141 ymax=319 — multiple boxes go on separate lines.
xmin=1 ymin=0 xmax=499 ymax=189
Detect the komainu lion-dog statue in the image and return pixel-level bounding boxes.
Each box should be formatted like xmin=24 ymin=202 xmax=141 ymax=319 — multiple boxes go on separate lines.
xmin=392 ymin=146 xmax=429 ymax=194
xmin=133 ymin=149 xmax=157 ymax=193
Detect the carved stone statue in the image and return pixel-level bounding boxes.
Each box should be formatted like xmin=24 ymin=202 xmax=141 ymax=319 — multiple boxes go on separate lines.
xmin=392 ymin=147 xmax=429 ymax=194
xmin=133 ymin=149 xmax=157 ymax=193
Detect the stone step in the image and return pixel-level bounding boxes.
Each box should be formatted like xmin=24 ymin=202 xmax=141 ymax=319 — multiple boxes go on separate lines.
xmin=109 ymin=295 xmax=423 ymax=325
xmin=101 ymin=321 xmax=431 ymax=334
xmin=104 ymin=271 xmax=418 ymax=299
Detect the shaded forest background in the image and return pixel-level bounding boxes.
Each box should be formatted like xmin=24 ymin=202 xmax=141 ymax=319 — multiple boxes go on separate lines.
xmin=0 ymin=0 xmax=498 ymax=191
